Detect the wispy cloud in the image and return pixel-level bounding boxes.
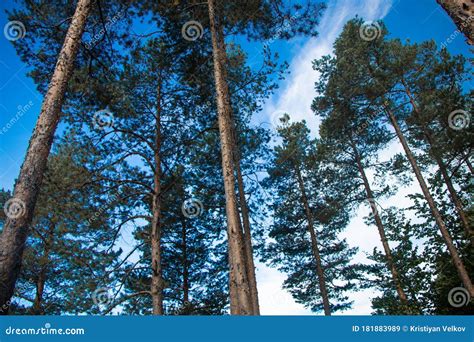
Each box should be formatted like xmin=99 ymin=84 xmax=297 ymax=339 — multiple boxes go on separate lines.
xmin=261 ymin=0 xmax=392 ymax=136
xmin=257 ymin=0 xmax=393 ymax=315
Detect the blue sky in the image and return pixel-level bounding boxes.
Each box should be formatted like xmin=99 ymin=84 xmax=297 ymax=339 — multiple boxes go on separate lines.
xmin=0 ymin=0 xmax=471 ymax=315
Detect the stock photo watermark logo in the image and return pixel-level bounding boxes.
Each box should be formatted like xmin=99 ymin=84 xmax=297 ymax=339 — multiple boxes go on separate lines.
xmin=440 ymin=15 xmax=474 ymax=49
xmin=448 ymin=110 xmax=470 ymax=130
xmin=181 ymin=198 xmax=203 ymax=218
xmin=93 ymin=109 xmax=114 ymax=130
xmin=4 ymin=21 xmax=26 ymax=41
xmin=366 ymin=198 xmax=379 ymax=217
xmin=447 ymin=287 xmax=471 ymax=308
xmin=0 ymin=101 xmax=34 ymax=135
xmin=181 ymin=21 xmax=204 ymax=41
xmin=359 ymin=21 xmax=382 ymax=41
xmin=5 ymin=322 xmax=85 ymax=336
xmin=270 ymin=110 xmax=291 ymax=130
xmin=84 ymin=10 xmax=125 ymax=49
xmin=3 ymin=198 xmax=26 ymax=219
xmin=92 ymin=287 xmax=113 ymax=307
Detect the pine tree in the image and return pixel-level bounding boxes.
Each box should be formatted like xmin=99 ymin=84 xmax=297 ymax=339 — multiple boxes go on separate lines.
xmin=1 ymin=135 xmax=120 ymax=315
xmin=263 ymin=118 xmax=364 ymax=315
xmin=0 ymin=0 xmax=94 ymax=312
xmin=321 ymin=18 xmax=473 ymax=298
xmin=313 ymin=46 xmax=411 ymax=307
xmin=436 ymin=0 xmax=474 ymax=45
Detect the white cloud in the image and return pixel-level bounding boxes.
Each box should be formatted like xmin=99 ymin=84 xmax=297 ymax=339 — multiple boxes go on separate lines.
xmin=256 ymin=0 xmax=394 ymax=315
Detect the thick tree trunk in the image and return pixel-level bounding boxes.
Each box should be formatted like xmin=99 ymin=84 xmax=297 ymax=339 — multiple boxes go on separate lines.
xmin=401 ymin=81 xmax=473 ymax=245
xmin=0 ymin=0 xmax=92 ymax=313
xmin=151 ymin=80 xmax=164 ymax=315
xmin=385 ymin=106 xmax=474 ymax=297
xmin=231 ymin=126 xmax=260 ymax=315
xmin=349 ymin=137 xmax=410 ymax=307
xmin=208 ymin=0 xmax=253 ymax=315
xmin=294 ymin=165 xmax=331 ymax=316
xmin=436 ymin=0 xmax=474 ymax=45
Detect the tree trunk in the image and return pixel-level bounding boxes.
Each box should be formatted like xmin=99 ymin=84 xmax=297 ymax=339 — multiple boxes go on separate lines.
xmin=181 ymin=215 xmax=189 ymax=306
xmin=436 ymin=0 xmax=474 ymax=45
xmin=294 ymin=165 xmax=331 ymax=316
xmin=208 ymin=0 xmax=252 ymax=315
xmin=465 ymin=158 xmax=474 ymax=175
xmin=0 ymin=0 xmax=92 ymax=313
xmin=385 ymin=106 xmax=474 ymax=297
xmin=231 ymin=125 xmax=260 ymax=315
xmin=349 ymin=136 xmax=410 ymax=307
xmin=32 ymin=271 xmax=46 ymax=315
xmin=151 ymin=79 xmax=164 ymax=315
xmin=401 ymin=81 xmax=473 ymax=245
xmin=426 ymin=135 xmax=473 ymax=246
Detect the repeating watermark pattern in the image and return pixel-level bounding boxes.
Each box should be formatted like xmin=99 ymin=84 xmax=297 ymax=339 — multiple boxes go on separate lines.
xmin=85 ymin=193 xmax=121 ymax=227
xmin=0 ymin=101 xmax=34 ymax=135
xmin=3 ymin=198 xmax=26 ymax=219
xmin=92 ymin=287 xmax=113 ymax=307
xmin=92 ymin=109 xmax=114 ymax=130
xmin=359 ymin=21 xmax=382 ymax=41
xmin=85 ymin=10 xmax=125 ymax=49
xmin=181 ymin=21 xmax=203 ymax=41
xmin=181 ymin=198 xmax=203 ymax=218
xmin=448 ymin=110 xmax=470 ymax=130
xmin=447 ymin=287 xmax=470 ymax=308
xmin=440 ymin=15 xmax=474 ymax=49
xmin=365 ymin=198 xmax=380 ymax=221
xmin=270 ymin=110 xmax=290 ymax=129
xmin=4 ymin=21 xmax=26 ymax=41
xmin=264 ymin=11 xmax=300 ymax=47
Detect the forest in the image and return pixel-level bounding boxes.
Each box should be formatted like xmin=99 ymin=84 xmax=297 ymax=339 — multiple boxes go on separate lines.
xmin=0 ymin=0 xmax=472 ymax=316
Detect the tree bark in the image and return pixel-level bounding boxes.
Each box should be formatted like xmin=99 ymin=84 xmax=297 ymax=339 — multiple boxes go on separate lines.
xmin=349 ymin=136 xmax=410 ymax=307
xmin=465 ymin=158 xmax=474 ymax=175
xmin=0 ymin=0 xmax=93 ymax=313
xmin=208 ymin=0 xmax=253 ymax=315
xmin=231 ymin=125 xmax=260 ymax=315
xmin=181 ymin=214 xmax=189 ymax=305
xmin=385 ymin=106 xmax=474 ymax=297
xmin=294 ymin=165 xmax=331 ymax=316
xmin=151 ymin=78 xmax=164 ymax=315
xmin=427 ymin=136 xmax=473 ymax=246
xmin=401 ymin=81 xmax=473 ymax=245
xmin=436 ymin=0 xmax=474 ymax=45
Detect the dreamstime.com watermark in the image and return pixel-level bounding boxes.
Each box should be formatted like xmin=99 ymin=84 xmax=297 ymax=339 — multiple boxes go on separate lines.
xmin=0 ymin=101 xmax=34 ymax=135
xmin=440 ymin=15 xmax=474 ymax=49
xmin=4 ymin=323 xmax=85 ymax=336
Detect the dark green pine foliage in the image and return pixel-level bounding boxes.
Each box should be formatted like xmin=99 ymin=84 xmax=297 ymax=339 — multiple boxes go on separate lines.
xmin=0 ymin=135 xmax=121 ymax=315
xmin=263 ymin=119 xmax=364 ymax=314
xmin=366 ymin=208 xmax=433 ymax=314
xmin=320 ymin=18 xmax=473 ymax=314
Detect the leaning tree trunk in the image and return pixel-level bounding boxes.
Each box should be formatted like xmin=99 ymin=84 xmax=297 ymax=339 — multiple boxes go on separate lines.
xmin=208 ymin=0 xmax=253 ymax=315
xmin=231 ymin=121 xmax=260 ymax=314
xmin=294 ymin=165 xmax=331 ymax=316
xmin=385 ymin=106 xmax=474 ymax=297
xmin=400 ymin=81 xmax=473 ymax=245
xmin=464 ymin=157 xmax=474 ymax=175
xmin=0 ymin=0 xmax=93 ymax=313
xmin=426 ymin=134 xmax=473 ymax=246
xmin=151 ymin=79 xmax=164 ymax=315
xmin=436 ymin=0 xmax=474 ymax=44
xmin=181 ymin=215 xmax=190 ymax=306
xmin=349 ymin=136 xmax=410 ymax=307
